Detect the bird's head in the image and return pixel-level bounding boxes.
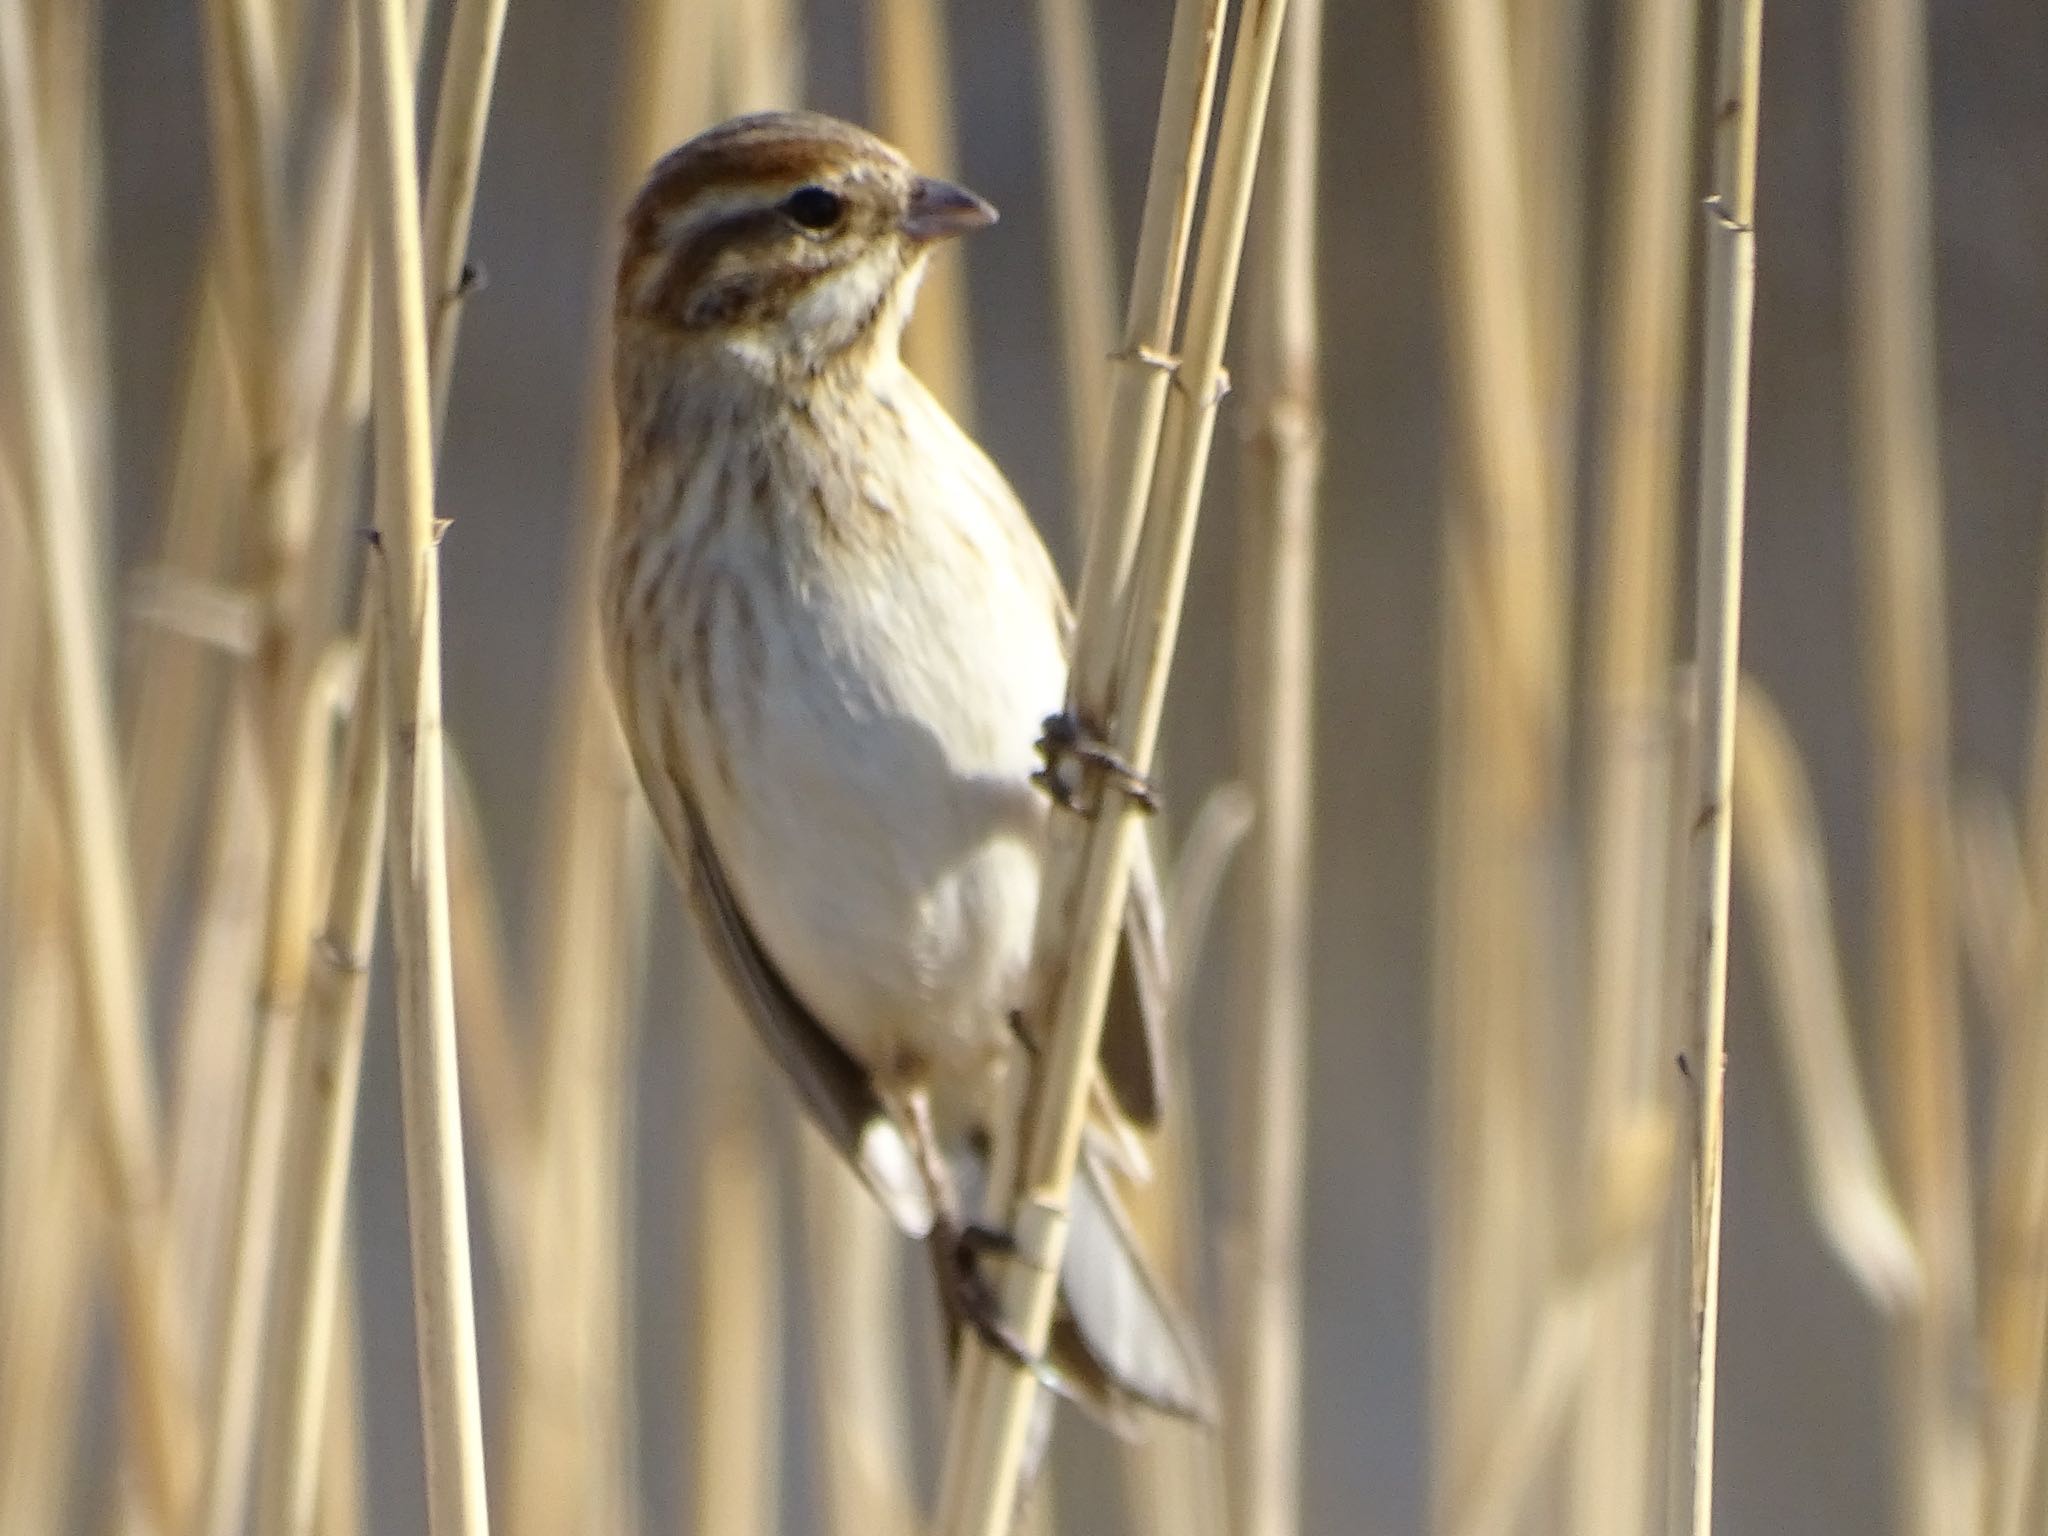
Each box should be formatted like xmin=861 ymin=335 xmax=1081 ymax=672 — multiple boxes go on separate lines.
xmin=614 ymin=110 xmax=995 ymax=382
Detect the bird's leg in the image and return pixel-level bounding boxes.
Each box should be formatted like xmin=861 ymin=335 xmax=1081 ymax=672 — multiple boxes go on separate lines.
xmin=890 ymin=1077 xmax=1061 ymax=1390
xmin=1033 ymin=710 xmax=1160 ymax=817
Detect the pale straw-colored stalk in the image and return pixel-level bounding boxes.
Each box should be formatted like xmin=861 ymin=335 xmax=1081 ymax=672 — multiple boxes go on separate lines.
xmin=357 ymin=0 xmax=492 ymax=1527
xmin=1981 ymin=493 xmax=2048 ymax=1533
xmin=193 ymin=647 xmax=357 ymax=1536
xmin=0 ymin=0 xmax=195 ymax=1521
xmin=1126 ymin=784 xmax=1253 ymax=1536
xmin=0 ymin=760 xmax=101 ymax=1536
xmin=866 ymin=0 xmax=973 ymax=420
xmin=1675 ymin=0 xmax=1763 ymax=1527
xmin=1423 ymin=0 xmax=1569 ymax=1509
xmin=1731 ymin=679 xmax=1920 ymax=1308
xmin=446 ymin=748 xmax=537 ymax=1252
xmin=487 ymin=0 xmax=706 ymax=1531
xmin=163 ymin=698 xmax=271 ymax=1325
xmin=1451 ymin=1117 xmax=1674 ymax=1536
xmin=1033 ymin=0 xmax=1119 ymax=528
xmin=318 ymin=1241 xmax=369 ymax=1536
xmin=421 ymin=0 xmax=509 ymax=439
xmin=252 ymin=611 xmax=387 ymax=1536
xmin=1846 ymin=0 xmax=1982 ymax=1526
xmin=29 ymin=0 xmax=110 ymax=524
xmin=1952 ymin=783 xmax=2028 ymax=1052
xmin=1570 ymin=0 xmax=1698 ymax=1525
xmin=123 ymin=284 xmax=245 ymax=940
xmin=935 ymin=0 xmax=1290 ymax=1525
xmin=1223 ymin=0 xmax=1322 ymax=1530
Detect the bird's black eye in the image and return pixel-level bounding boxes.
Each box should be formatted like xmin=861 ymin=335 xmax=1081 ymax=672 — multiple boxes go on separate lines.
xmin=784 ymin=186 xmax=845 ymax=231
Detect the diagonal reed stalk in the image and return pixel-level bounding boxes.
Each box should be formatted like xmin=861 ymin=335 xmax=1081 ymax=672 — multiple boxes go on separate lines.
xmin=1674 ymin=0 xmax=1764 ymax=1527
xmin=0 ymin=1 xmax=195 ymax=1523
xmin=1223 ymin=0 xmax=1323 ymax=1531
xmin=934 ymin=0 xmax=1292 ymax=1527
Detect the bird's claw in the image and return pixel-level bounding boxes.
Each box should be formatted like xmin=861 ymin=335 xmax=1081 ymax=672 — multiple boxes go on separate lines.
xmin=937 ymin=1221 xmax=1064 ymax=1392
xmin=1033 ymin=711 xmax=1160 ymax=817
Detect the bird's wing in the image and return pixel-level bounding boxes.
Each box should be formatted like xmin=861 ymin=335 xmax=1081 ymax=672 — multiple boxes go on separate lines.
xmin=677 ymin=795 xmax=937 ymax=1236
xmin=1097 ymin=828 xmax=1171 ymax=1130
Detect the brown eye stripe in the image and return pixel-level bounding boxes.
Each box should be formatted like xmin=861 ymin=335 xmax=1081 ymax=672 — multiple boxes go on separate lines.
xmin=647 ymin=207 xmax=795 ymax=324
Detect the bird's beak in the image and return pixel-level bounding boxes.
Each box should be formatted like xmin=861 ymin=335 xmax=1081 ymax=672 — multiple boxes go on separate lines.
xmin=901 ymin=175 xmax=998 ymax=242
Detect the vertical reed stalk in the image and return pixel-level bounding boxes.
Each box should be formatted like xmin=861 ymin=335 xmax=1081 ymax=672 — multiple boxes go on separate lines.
xmin=1033 ymin=0 xmax=1120 ymax=527
xmin=1571 ymin=0 xmax=1698 ymax=1527
xmin=0 ymin=763 xmax=101 ymax=1536
xmin=867 ymin=0 xmax=973 ymax=418
xmin=0 ymin=2 xmax=195 ymax=1522
xmin=1981 ymin=501 xmax=2048 ymax=1536
xmin=194 ymin=650 xmax=356 ymax=1536
xmin=357 ymin=0 xmax=491 ymax=1525
xmin=1224 ymin=0 xmax=1323 ymax=1530
xmin=1846 ymin=0 xmax=1981 ymax=1527
xmin=1675 ymin=0 xmax=1764 ymax=1527
xmin=935 ymin=0 xmax=1290 ymax=1526
xmin=1424 ymin=0 xmax=1570 ymax=1515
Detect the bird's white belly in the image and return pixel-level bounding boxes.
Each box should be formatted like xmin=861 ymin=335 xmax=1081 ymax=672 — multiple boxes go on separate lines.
xmin=679 ymin=516 xmax=1069 ymax=1095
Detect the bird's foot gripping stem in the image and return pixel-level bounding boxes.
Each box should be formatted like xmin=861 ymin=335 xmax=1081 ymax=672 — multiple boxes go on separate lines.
xmin=1033 ymin=711 xmax=1160 ymax=818
xmin=932 ymin=1220 xmax=1064 ymax=1392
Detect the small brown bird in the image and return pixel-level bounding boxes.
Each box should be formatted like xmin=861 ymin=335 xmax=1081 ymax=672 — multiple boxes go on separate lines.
xmin=600 ymin=110 xmax=1211 ymax=1429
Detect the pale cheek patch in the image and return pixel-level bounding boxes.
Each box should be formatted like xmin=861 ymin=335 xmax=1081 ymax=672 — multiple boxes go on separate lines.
xmin=783 ymin=247 xmax=898 ymax=345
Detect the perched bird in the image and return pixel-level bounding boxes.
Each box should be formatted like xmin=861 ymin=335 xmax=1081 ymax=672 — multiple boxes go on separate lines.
xmin=600 ymin=109 xmax=1211 ymax=1429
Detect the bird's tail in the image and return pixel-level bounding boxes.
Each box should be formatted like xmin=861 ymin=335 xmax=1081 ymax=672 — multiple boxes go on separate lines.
xmin=1046 ymin=1150 xmax=1216 ymax=1432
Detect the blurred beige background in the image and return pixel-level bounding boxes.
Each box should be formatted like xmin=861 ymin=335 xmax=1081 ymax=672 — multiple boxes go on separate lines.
xmin=96 ymin=0 xmax=2045 ymax=1531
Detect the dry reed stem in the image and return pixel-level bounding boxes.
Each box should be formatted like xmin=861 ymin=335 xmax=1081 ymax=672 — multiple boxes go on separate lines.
xmin=1033 ymin=0 xmax=1119 ymax=527
xmin=1846 ymin=0 xmax=1982 ymax=1527
xmin=318 ymin=1238 xmax=370 ymax=1536
xmin=488 ymin=0 xmax=711 ymax=1530
xmin=1224 ymin=0 xmax=1322 ymax=1530
xmin=1126 ymin=784 xmax=1251 ymax=1536
xmin=254 ymin=616 xmax=386 ymax=1536
xmin=1424 ymin=0 xmax=1573 ymax=1507
xmin=1451 ymin=1118 xmax=1674 ymax=1536
xmin=867 ymin=0 xmax=973 ymax=421
xmin=936 ymin=0 xmax=1291 ymax=1526
xmin=1953 ymin=783 xmax=2028 ymax=1050
xmin=422 ymin=0 xmax=509 ymax=440
xmin=123 ymin=286 xmax=245 ymax=940
xmin=1980 ymin=498 xmax=2048 ymax=1532
xmin=1571 ymin=0 xmax=1699 ymax=1524
xmin=0 ymin=1 xmax=196 ymax=1520
xmin=164 ymin=697 xmax=270 ymax=1323
xmin=1731 ymin=680 xmax=1921 ymax=1308
xmin=1675 ymin=0 xmax=1764 ymax=1526
xmin=794 ymin=1094 xmax=919 ymax=1536
xmin=446 ymin=748 xmax=537 ymax=1246
xmin=0 ymin=761 xmax=100 ymax=1536
xmin=358 ymin=0 xmax=492 ymax=1523
xmin=29 ymin=0 xmax=110 ymax=523
xmin=194 ymin=648 xmax=357 ymax=1536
